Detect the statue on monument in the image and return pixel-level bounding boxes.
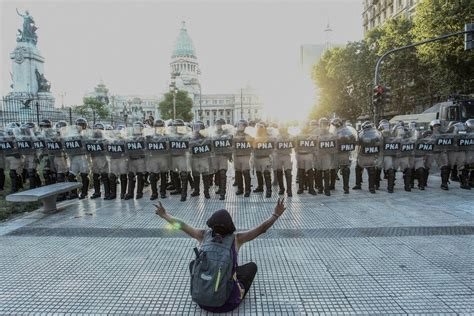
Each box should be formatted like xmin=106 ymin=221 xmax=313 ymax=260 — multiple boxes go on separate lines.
xmin=35 ymin=69 xmax=51 ymax=93
xmin=16 ymin=9 xmax=38 ymax=45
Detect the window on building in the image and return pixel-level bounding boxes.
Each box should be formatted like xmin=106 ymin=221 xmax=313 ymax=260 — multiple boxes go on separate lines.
xmin=219 ymin=110 xmax=223 ymax=116
xmin=219 ymin=100 xmax=224 ymax=105
xmin=213 ymin=100 xmax=217 ymax=105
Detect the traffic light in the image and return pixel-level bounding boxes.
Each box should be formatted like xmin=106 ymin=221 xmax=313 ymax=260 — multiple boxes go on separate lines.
xmin=465 ymin=23 xmax=474 ymax=51
xmin=373 ymin=85 xmax=384 ymax=106
xmin=382 ymin=86 xmax=391 ymax=105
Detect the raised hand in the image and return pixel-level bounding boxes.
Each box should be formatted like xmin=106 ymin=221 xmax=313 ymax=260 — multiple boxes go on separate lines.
xmin=154 ymin=202 xmax=167 ymax=218
xmin=274 ymin=197 xmax=286 ymax=217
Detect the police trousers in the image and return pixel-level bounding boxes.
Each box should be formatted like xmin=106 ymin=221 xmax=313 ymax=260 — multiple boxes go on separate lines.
xmin=382 ymin=155 xmax=396 ymax=170
xmin=357 ymin=155 xmax=378 ymax=168
xmin=171 ymin=155 xmax=189 ymax=172
xmin=110 ymin=157 xmax=128 ymax=175
xmin=69 ymin=155 xmax=90 ymax=175
xmin=336 ymin=152 xmax=351 ymax=167
xmin=213 ymin=155 xmax=229 ymax=171
xmin=91 ymin=155 xmax=109 ymax=174
xmin=128 ymin=158 xmax=146 ymax=173
xmin=146 ymin=155 xmax=170 ymax=173
xmin=318 ymin=153 xmax=335 ymax=171
xmin=24 ymin=155 xmax=39 ymax=170
xmin=448 ymin=152 xmax=466 ymax=171
xmin=431 ymin=152 xmax=448 ymax=168
xmin=253 ymin=156 xmax=272 ymax=172
xmin=296 ymin=153 xmax=313 ymax=171
xmin=191 ymin=156 xmax=211 ymax=174
xmin=233 ymin=155 xmax=251 ymax=171
xmin=52 ymin=155 xmax=68 ymax=174
xmin=5 ymin=156 xmax=22 ymax=173
xmin=274 ymin=154 xmax=292 ymax=170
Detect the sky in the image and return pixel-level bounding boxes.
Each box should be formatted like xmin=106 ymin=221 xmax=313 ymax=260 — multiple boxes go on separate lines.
xmin=0 ymin=0 xmax=364 ymax=121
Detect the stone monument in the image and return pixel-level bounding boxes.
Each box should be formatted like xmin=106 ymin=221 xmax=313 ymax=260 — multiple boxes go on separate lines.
xmin=4 ymin=9 xmax=55 ymax=112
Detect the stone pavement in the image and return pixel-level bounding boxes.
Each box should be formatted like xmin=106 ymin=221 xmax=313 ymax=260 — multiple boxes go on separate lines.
xmin=0 ymin=172 xmax=473 ymax=315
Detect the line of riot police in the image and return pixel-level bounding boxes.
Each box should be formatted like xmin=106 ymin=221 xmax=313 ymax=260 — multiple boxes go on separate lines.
xmin=1 ymin=117 xmax=473 ymax=200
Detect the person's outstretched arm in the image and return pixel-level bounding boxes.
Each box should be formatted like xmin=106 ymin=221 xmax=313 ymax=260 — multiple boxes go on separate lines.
xmin=236 ymin=197 xmax=286 ymax=249
xmin=154 ymin=202 xmax=205 ymax=242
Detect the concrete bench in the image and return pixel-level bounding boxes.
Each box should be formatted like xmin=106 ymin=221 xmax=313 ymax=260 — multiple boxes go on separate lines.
xmin=6 ymin=182 xmax=82 ymax=214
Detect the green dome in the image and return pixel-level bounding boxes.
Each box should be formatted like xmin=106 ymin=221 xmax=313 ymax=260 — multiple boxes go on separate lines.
xmin=172 ymin=22 xmax=196 ymax=58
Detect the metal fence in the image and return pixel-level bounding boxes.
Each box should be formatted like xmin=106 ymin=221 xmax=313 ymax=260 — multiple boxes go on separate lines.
xmin=0 ymin=97 xmax=125 ymax=128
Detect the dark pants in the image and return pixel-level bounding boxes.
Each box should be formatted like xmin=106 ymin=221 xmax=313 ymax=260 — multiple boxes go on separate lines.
xmin=189 ymin=261 xmax=257 ymax=298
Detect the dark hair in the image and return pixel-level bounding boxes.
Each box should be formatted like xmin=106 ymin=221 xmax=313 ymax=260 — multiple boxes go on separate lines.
xmin=206 ymin=209 xmax=236 ymax=236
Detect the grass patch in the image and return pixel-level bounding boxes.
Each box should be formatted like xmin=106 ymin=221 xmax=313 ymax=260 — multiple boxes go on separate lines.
xmin=0 ymin=172 xmax=42 ymax=222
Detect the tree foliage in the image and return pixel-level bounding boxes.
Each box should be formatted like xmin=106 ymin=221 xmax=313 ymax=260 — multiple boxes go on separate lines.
xmin=310 ymin=0 xmax=473 ymax=121
xmin=74 ymin=97 xmax=110 ymax=119
xmin=158 ymin=90 xmax=194 ymax=121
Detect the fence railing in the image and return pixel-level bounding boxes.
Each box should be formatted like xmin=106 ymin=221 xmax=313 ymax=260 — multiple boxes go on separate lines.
xmin=0 ymin=97 xmax=125 ymax=128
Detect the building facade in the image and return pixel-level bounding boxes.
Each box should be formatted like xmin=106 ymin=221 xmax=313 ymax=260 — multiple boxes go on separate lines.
xmin=363 ymin=0 xmax=419 ymax=35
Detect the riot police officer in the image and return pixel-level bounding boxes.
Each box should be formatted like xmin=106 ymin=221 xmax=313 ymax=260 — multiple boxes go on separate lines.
xmin=145 ymin=119 xmax=170 ymax=200
xmin=430 ymin=119 xmax=450 ymax=190
xmin=449 ymin=122 xmax=470 ymax=190
xmin=332 ymin=118 xmax=357 ymax=194
xmin=168 ymin=119 xmax=191 ymax=202
xmin=317 ymin=118 xmax=337 ymax=196
xmin=233 ymin=119 xmax=253 ymax=197
xmin=125 ymin=121 xmax=146 ymax=200
xmin=464 ymin=119 xmax=474 ymax=187
xmin=274 ymin=125 xmax=294 ymax=197
xmin=17 ymin=122 xmax=41 ymax=189
xmin=189 ymin=121 xmax=212 ymax=199
xmin=393 ymin=124 xmax=416 ymax=192
xmin=86 ymin=123 xmax=111 ymax=199
xmin=355 ymin=121 xmax=383 ymax=193
xmin=38 ymin=119 xmax=56 ymax=185
xmin=253 ymin=122 xmax=274 ymax=198
xmin=107 ymin=125 xmax=128 ymax=199
xmin=64 ymin=118 xmax=90 ymax=199
xmin=212 ymin=118 xmax=233 ymax=200
xmin=3 ymin=123 xmax=23 ymax=193
xmin=0 ymin=130 xmax=8 ymax=191
xmin=295 ymin=120 xmax=318 ymax=195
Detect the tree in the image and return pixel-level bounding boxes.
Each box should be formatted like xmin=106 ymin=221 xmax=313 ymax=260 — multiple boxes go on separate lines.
xmin=158 ymin=90 xmax=194 ymax=121
xmin=412 ymin=0 xmax=474 ymax=97
xmin=73 ymin=97 xmax=110 ymax=121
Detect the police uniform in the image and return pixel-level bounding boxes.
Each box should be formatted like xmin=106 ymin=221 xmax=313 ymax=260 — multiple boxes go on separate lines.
xmin=233 ymin=123 xmax=253 ymax=197
xmin=86 ymin=125 xmax=111 ymax=199
xmin=274 ymin=128 xmax=294 ymax=197
xmin=212 ymin=120 xmax=233 ymax=200
xmin=333 ymin=119 xmax=357 ymax=194
xmin=107 ymin=129 xmax=128 ymax=199
xmin=393 ymin=126 xmax=416 ymax=192
xmin=168 ymin=121 xmax=191 ymax=201
xmin=430 ymin=120 xmax=450 ymax=190
xmin=317 ymin=118 xmax=337 ymax=196
xmin=189 ymin=122 xmax=212 ymax=199
xmin=125 ymin=123 xmax=146 ymax=200
xmin=145 ymin=121 xmax=170 ymax=200
xmin=450 ymin=122 xmax=470 ymax=190
xmin=46 ymin=122 xmax=69 ymax=200
xmin=356 ymin=122 xmax=383 ymax=193
xmin=253 ymin=123 xmax=274 ymax=198
xmin=295 ymin=123 xmax=318 ymax=195
xmin=17 ymin=124 xmax=41 ymax=189
xmin=1 ymin=128 xmax=22 ymax=193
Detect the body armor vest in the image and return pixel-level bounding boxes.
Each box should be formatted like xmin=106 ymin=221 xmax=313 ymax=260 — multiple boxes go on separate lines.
xmin=318 ymin=133 xmax=337 ymax=155
xmin=275 ymin=136 xmax=295 ymax=155
xmin=107 ymin=140 xmax=126 ymax=159
xmin=63 ymin=136 xmax=85 ymax=156
xmin=126 ymin=136 xmax=146 ymax=159
xmin=190 ymin=136 xmax=212 ymax=157
xmin=295 ymin=135 xmax=317 ymax=154
xmin=253 ymin=137 xmax=275 ymax=158
xmin=233 ymin=133 xmax=253 ymax=156
xmin=169 ymin=136 xmax=190 ymax=155
xmin=145 ymin=135 xmax=169 ymax=156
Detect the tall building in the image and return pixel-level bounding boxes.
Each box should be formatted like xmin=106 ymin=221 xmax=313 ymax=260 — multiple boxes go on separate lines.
xmin=169 ymin=22 xmax=263 ymax=125
xmin=363 ymin=0 xmax=419 ymax=35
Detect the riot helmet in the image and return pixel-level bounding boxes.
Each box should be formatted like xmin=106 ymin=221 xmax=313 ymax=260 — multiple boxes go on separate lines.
xmin=104 ymin=124 xmax=114 ymax=130
xmin=75 ymin=118 xmax=88 ymax=130
xmin=361 ymin=121 xmax=373 ymax=130
xmin=39 ymin=119 xmax=52 ymax=129
xmin=54 ymin=120 xmax=68 ymax=129
xmin=93 ymin=123 xmax=105 ymax=130
xmin=330 ymin=118 xmax=343 ymax=128
xmin=6 ymin=122 xmax=20 ymax=129
xmin=429 ymin=119 xmax=441 ymax=130
xmin=154 ymin=119 xmax=165 ymax=128
xmin=378 ymin=120 xmax=390 ymax=131
xmin=237 ymin=119 xmax=248 ymax=132
xmin=465 ymin=119 xmax=474 ymax=131
xmin=116 ymin=124 xmax=126 ymax=131
xmin=23 ymin=122 xmax=37 ymax=130
xmin=408 ymin=121 xmax=417 ymax=130
xmin=171 ymin=119 xmax=185 ymax=127
xmin=256 ymin=122 xmax=267 ymax=137
xmin=132 ymin=121 xmax=145 ymax=135
xmin=193 ymin=121 xmax=205 ymax=132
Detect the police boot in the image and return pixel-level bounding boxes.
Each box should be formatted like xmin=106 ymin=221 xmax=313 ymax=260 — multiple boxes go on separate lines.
xmin=341 ymin=166 xmax=350 ymax=194
xmin=450 ymin=166 xmax=459 ymax=182
xmin=253 ymin=171 xmax=264 ymax=193
xmin=307 ymin=169 xmax=317 ymax=195
xmin=315 ymin=170 xmax=323 ymax=194
xmin=191 ymin=174 xmax=200 ymax=197
xmin=440 ymin=166 xmax=449 ymax=190
xmin=109 ymin=174 xmax=117 ymax=199
xmin=136 ymin=172 xmax=145 ymax=199
xmin=34 ymin=172 xmax=42 ymax=188
xmin=425 ymin=168 xmax=430 ymax=187
xmin=203 ymin=174 xmax=211 ymax=199
xmin=264 ymin=170 xmax=272 ymax=198
xmin=460 ymin=169 xmax=471 ymax=190
xmin=91 ymin=173 xmax=101 ymax=199
xmin=144 ymin=172 xmax=150 ymax=187
xmin=79 ymin=173 xmax=89 ymax=199
xmin=43 ymin=170 xmax=52 ymax=186
xmin=67 ymin=173 xmax=79 ymax=199
xmin=352 ymin=165 xmax=363 ymax=190
xmin=272 ymin=170 xmax=278 ymax=186
xmin=243 ymin=170 xmax=251 ymax=197
xmin=235 ymin=171 xmax=244 ymax=195
xmin=120 ymin=174 xmax=128 ymax=199
xmin=416 ymin=168 xmax=425 ymax=190
xmin=28 ymin=169 xmax=39 ymax=190
xmin=124 ymin=173 xmax=135 ymax=200
xmin=0 ymin=168 xmax=4 ymax=191
xmin=22 ymin=168 xmax=28 ymax=185
xmin=219 ymin=169 xmax=227 ymax=200
xmin=329 ymin=169 xmax=336 ymax=190
xmin=188 ymin=173 xmax=195 ymax=190
xmin=9 ymin=170 xmax=19 ymax=193
xmin=297 ymin=169 xmax=305 ymax=194
xmin=410 ymin=168 xmax=416 ymax=189
xmin=284 ymin=169 xmax=292 ymax=197
xmin=375 ymin=168 xmax=381 ymax=190
xmin=215 ymin=172 xmax=221 ymax=194
xmin=170 ymin=171 xmax=182 ymax=195
xmin=323 ymin=170 xmax=331 ymax=196
xmin=469 ymin=170 xmax=474 ymax=188
xmin=149 ymin=173 xmax=158 ymax=200
xmin=233 ymin=171 xmax=238 ymax=187
xmin=277 ymin=170 xmax=285 ymax=195
xmin=159 ymin=172 xmax=168 ymax=198
xmin=403 ymin=168 xmax=412 ymax=192
xmin=367 ymin=167 xmax=376 ymax=193
xmin=180 ymin=171 xmax=188 ymax=202
xmin=386 ymin=169 xmax=395 ymax=193
xmin=102 ymin=173 xmax=111 ymax=200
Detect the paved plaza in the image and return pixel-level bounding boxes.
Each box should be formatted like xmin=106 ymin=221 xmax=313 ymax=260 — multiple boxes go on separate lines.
xmin=0 ymin=172 xmax=473 ymax=315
